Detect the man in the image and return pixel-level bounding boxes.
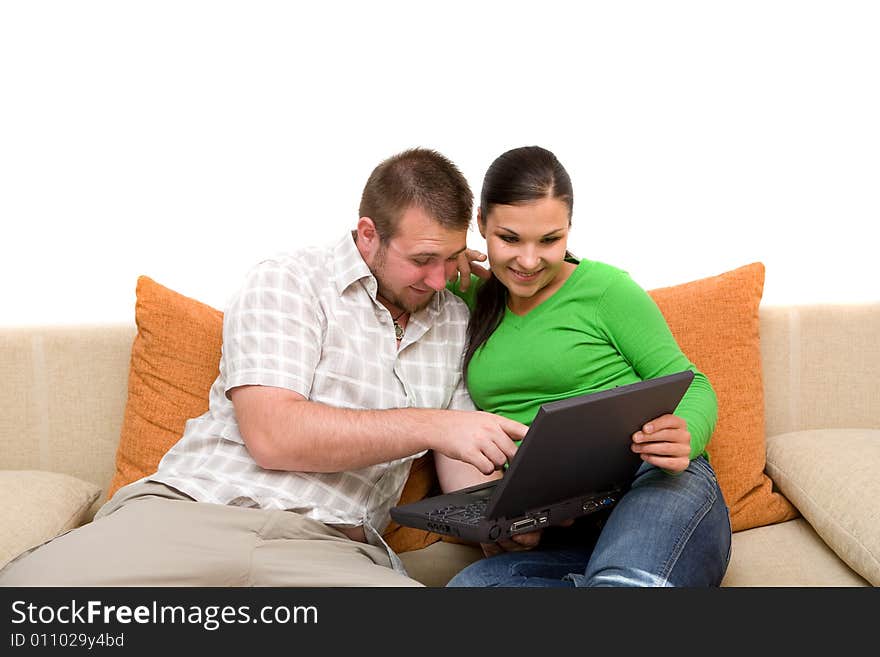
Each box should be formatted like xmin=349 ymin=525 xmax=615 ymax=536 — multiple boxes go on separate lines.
xmin=0 ymin=148 xmax=526 ymax=586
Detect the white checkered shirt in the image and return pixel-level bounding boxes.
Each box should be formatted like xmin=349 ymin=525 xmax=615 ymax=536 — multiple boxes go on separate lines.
xmin=149 ymin=232 xmax=474 ymax=558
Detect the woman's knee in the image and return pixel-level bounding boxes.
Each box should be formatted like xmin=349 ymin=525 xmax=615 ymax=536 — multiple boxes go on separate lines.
xmin=446 ymin=560 xmax=498 ymax=587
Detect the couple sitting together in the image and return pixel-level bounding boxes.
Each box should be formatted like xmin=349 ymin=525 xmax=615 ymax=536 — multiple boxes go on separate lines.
xmin=0 ymin=146 xmax=731 ymax=588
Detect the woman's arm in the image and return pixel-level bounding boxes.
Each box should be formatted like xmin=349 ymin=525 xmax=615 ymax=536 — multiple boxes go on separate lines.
xmin=434 ymin=452 xmax=502 ymax=494
xmin=596 ymin=273 xmax=719 ymax=460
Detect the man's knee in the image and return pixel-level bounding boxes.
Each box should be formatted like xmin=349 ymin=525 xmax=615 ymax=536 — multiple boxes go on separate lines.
xmin=0 ymin=531 xmax=82 ymax=586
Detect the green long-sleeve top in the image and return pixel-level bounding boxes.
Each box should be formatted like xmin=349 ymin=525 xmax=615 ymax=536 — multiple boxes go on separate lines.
xmin=451 ymin=259 xmax=718 ymax=460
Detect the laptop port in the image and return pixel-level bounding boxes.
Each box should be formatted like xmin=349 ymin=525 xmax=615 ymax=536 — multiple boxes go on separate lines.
xmin=510 ymin=518 xmax=538 ymax=533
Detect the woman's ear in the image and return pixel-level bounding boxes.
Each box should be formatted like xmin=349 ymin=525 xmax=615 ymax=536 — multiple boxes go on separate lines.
xmin=476 ymin=207 xmax=486 ymax=239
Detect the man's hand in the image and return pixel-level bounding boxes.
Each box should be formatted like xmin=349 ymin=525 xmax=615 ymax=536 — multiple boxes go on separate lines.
xmin=631 ymin=413 xmax=691 ymax=473
xmin=454 ymin=249 xmax=492 ymax=292
xmin=430 ymin=411 xmax=526 ymax=475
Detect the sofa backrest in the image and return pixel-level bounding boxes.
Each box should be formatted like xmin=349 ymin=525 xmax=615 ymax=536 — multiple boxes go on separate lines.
xmin=1 ymin=302 xmax=878 ymax=495
xmin=0 ymin=324 xmax=135 ymax=495
xmin=759 ymin=304 xmax=880 ymax=437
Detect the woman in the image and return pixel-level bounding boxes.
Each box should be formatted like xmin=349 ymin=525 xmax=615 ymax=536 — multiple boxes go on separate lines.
xmin=441 ymin=146 xmax=731 ymax=587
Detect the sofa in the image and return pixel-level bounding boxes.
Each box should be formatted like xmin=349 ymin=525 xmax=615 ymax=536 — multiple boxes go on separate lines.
xmin=2 ymin=299 xmax=878 ymax=587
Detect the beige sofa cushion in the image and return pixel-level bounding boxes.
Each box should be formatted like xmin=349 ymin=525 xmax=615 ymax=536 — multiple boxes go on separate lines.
xmin=0 ymin=470 xmax=101 ymax=569
xmin=765 ymin=429 xmax=880 ymax=585
xmin=722 ymin=518 xmax=868 ymax=586
xmin=399 ymin=540 xmax=484 ymax=587
xmin=419 ymin=517 xmax=872 ymax=588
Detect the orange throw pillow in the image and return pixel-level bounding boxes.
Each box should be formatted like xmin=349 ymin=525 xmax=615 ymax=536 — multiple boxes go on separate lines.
xmin=109 ymin=276 xmax=441 ymax=553
xmin=108 ymin=276 xmax=222 ymax=500
xmin=380 ymin=454 xmax=444 ymax=552
xmin=648 ymin=262 xmax=798 ymax=532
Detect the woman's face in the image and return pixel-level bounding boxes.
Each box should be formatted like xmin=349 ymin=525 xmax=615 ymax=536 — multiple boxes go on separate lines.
xmin=480 ymin=196 xmax=571 ymax=305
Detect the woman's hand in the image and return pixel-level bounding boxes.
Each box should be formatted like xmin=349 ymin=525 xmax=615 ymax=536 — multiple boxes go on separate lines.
xmin=478 ymin=518 xmax=574 ymax=557
xmin=631 ymin=413 xmax=691 ymax=473
xmin=454 ymin=249 xmax=492 ymax=291
xmin=480 ymin=530 xmax=541 ymax=558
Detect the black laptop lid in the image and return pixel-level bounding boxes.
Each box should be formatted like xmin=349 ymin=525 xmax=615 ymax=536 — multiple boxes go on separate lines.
xmin=485 ymin=370 xmax=695 ymax=519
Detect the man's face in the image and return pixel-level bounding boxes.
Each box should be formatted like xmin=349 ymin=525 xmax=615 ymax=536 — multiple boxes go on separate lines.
xmin=366 ymin=206 xmax=468 ymax=314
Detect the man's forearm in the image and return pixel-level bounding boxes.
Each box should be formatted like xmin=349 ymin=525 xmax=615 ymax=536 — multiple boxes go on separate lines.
xmin=245 ymin=398 xmax=445 ymax=472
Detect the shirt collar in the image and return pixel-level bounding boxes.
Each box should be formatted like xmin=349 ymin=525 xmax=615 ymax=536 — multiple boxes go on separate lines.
xmin=333 ymin=231 xmax=374 ymax=297
xmin=331 ymin=231 xmax=444 ymax=339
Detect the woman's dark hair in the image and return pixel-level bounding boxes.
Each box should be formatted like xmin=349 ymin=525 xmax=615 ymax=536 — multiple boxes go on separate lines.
xmin=463 ymin=146 xmax=574 ymax=377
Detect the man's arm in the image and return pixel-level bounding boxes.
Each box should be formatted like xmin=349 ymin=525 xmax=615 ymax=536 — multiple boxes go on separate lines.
xmin=230 ymin=385 xmax=526 ymax=475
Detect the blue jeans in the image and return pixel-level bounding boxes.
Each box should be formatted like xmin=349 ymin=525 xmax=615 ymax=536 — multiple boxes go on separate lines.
xmin=446 ymin=456 xmax=731 ymax=587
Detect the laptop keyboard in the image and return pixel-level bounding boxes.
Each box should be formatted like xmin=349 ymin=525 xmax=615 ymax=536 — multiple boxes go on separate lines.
xmin=425 ymin=489 xmax=622 ymax=528
xmin=426 ymin=498 xmax=489 ymax=526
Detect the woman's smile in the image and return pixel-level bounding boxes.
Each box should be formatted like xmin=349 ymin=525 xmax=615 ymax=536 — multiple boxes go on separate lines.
xmin=508 ymin=266 xmax=545 ymax=282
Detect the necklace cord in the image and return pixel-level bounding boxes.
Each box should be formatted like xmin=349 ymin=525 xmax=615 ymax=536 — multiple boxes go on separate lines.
xmin=378 ymin=294 xmax=407 ymax=340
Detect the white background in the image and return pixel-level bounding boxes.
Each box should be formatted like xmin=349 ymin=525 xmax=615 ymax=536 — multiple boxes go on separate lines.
xmin=1 ymin=1 xmax=877 ymax=326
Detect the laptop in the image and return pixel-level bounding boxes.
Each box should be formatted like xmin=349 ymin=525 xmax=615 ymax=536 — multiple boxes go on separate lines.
xmin=390 ymin=370 xmax=694 ymax=543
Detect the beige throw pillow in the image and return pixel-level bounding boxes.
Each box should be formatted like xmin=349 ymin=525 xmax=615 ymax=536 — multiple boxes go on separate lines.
xmin=0 ymin=470 xmax=101 ymax=569
xmin=765 ymin=429 xmax=880 ymax=585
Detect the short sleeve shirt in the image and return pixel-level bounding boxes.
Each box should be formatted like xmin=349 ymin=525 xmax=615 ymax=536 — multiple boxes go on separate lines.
xmin=150 ymin=232 xmax=474 ymax=547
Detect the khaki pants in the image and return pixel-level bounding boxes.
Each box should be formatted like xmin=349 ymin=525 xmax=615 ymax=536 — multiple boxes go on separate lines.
xmin=0 ymin=481 xmax=421 ymax=587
